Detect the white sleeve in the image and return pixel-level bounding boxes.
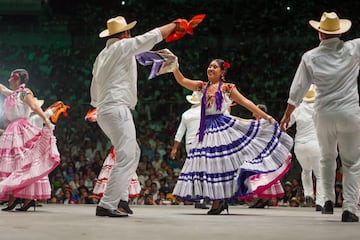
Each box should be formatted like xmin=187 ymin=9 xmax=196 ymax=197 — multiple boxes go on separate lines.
xmin=174 ymin=116 xmax=186 ymax=142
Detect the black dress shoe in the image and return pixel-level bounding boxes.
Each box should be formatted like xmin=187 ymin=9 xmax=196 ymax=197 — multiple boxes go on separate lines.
xmin=96 ymin=206 xmax=128 ymax=217
xmin=341 ymin=210 xmax=359 ymax=222
xmin=315 ymin=205 xmax=323 ymax=212
xmin=304 ymin=196 xmax=315 ymax=207
xmin=118 ymin=200 xmax=133 ymax=214
xmin=322 ymin=200 xmax=334 ymax=214
xmin=249 ymin=199 xmax=270 ymax=209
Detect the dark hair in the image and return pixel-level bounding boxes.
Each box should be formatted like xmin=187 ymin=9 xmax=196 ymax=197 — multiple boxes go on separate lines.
xmin=212 ymin=59 xmax=228 ymax=77
xmin=106 ymin=30 xmax=128 ymax=39
xmin=12 ymin=69 xmax=29 ymax=84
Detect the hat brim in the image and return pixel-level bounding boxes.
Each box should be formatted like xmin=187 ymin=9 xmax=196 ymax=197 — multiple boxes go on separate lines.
xmin=186 ymin=95 xmax=200 ymax=105
xmin=309 ymin=19 xmax=352 ymax=34
xmin=303 ymin=96 xmax=315 ymax=102
xmin=99 ymin=21 xmax=137 ymax=38
xmin=37 ymin=99 xmax=45 ymax=108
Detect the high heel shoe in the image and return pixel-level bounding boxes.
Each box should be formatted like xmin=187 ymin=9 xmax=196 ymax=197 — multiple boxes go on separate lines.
xmin=249 ymin=199 xmax=262 ymax=208
xmin=207 ymin=201 xmax=229 ymax=215
xmin=16 ymin=200 xmax=36 ymax=212
xmin=1 ymin=198 xmax=21 ymax=211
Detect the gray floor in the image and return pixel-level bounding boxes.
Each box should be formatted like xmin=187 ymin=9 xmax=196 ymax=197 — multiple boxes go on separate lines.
xmin=0 ymin=204 xmax=359 ymax=240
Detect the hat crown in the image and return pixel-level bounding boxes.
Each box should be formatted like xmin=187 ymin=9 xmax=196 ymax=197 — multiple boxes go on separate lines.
xmin=191 ymin=92 xmax=200 ymax=102
xmin=99 ymin=16 xmax=137 ymax=38
xmin=186 ymin=91 xmax=201 ymax=105
xmin=320 ymin=12 xmax=340 ymax=31
xmin=303 ymin=84 xmax=316 ymax=102
xmin=107 ymin=16 xmax=128 ymax=35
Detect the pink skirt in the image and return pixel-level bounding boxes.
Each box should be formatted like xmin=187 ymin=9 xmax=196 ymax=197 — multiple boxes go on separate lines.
xmin=0 ymin=118 xmax=60 ymax=200
xmin=239 ymin=155 xmax=291 ymax=200
xmin=92 ymin=149 xmax=141 ymax=199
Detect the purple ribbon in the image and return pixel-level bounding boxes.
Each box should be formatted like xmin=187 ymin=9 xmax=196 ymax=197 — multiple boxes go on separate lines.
xmin=135 ymin=52 xmax=164 ymax=79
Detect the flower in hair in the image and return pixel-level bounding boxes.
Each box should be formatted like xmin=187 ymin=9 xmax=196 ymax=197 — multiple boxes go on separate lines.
xmin=11 ymin=72 xmax=20 ymax=79
xmin=223 ymin=62 xmax=230 ymax=69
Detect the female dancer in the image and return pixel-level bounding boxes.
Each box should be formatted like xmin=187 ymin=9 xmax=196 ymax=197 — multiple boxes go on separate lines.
xmin=0 ymin=69 xmax=60 ymax=211
xmin=171 ymin=59 xmax=293 ymax=214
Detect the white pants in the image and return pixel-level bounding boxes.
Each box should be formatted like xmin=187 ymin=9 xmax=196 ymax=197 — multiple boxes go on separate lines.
xmin=314 ymin=108 xmax=360 ymax=214
xmin=97 ymin=105 xmax=140 ymax=210
xmin=294 ymin=140 xmax=323 ymax=206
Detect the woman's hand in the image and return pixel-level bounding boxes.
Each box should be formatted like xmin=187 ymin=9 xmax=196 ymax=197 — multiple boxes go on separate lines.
xmin=44 ymin=118 xmax=51 ymax=128
xmin=266 ymin=115 xmax=275 ymax=124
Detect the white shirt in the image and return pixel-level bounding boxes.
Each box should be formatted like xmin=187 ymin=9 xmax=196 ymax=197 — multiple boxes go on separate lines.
xmin=288 ymin=37 xmax=360 ymax=112
xmin=174 ymin=104 xmax=201 ymax=151
xmin=288 ymin=101 xmax=318 ymax=144
xmin=90 ymin=28 xmax=163 ymax=111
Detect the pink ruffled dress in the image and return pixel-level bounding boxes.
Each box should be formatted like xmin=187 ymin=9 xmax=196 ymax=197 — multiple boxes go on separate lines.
xmin=0 ymin=85 xmax=60 ymax=200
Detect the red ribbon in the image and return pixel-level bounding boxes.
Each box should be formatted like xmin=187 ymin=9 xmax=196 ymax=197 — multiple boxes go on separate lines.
xmin=166 ymin=14 xmax=206 ymax=43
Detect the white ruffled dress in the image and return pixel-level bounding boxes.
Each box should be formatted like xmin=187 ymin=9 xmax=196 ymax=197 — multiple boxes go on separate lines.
xmin=92 ymin=147 xmax=141 ymax=199
xmin=172 ymin=84 xmax=293 ymax=202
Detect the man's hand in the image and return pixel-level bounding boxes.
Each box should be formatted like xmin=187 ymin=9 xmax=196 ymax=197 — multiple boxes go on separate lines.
xmin=166 ymin=14 xmax=206 ymax=42
xmin=170 ymin=148 xmax=177 ymax=160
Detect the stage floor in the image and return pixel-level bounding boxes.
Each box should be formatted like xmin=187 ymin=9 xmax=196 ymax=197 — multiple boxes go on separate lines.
xmin=0 ymin=204 xmax=359 ymax=240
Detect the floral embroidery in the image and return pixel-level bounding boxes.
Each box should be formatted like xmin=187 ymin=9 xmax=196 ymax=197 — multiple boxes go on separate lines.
xmin=11 ymin=72 xmax=20 ymax=79
xmin=196 ymin=82 xmax=207 ymax=91
xmin=202 ymin=83 xmax=235 ymax=109
xmin=221 ymin=83 xmax=234 ymax=94
xmin=19 ymin=88 xmax=33 ymax=101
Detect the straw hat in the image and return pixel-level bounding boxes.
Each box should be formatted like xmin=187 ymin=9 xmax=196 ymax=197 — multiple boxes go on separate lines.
xmin=34 ymin=97 xmax=44 ymax=108
xmin=30 ymin=98 xmax=44 ymax=114
xmin=186 ymin=92 xmax=201 ymax=105
xmin=303 ymin=84 xmax=316 ymax=102
xmin=99 ymin=16 xmax=137 ymax=38
xmin=309 ymin=12 xmax=351 ymax=34
xmin=256 ymin=104 xmax=267 ymax=113
xmin=284 ymin=181 xmax=292 ymax=187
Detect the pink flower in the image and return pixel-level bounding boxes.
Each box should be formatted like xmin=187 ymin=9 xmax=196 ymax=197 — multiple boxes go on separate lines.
xmin=11 ymin=72 xmax=19 ymax=79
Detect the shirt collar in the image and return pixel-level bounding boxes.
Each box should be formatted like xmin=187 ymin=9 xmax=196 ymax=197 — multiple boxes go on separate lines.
xmin=319 ymin=37 xmax=341 ymax=47
xmin=106 ymin=38 xmax=119 ymax=48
